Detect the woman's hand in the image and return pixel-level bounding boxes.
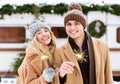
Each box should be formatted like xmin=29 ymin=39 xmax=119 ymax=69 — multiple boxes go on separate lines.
xmin=59 ymin=61 xmax=75 ymax=78
xmin=43 ymin=67 xmax=55 ymax=82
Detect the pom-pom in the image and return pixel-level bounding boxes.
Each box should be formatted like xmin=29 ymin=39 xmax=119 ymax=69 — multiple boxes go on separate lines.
xmin=68 ymin=3 xmax=82 ymax=11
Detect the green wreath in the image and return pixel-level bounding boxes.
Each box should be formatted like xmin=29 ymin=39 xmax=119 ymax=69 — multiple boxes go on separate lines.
xmin=87 ymin=20 xmax=106 ymax=38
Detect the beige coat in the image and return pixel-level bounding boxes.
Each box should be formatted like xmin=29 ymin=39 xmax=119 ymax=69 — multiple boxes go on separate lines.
xmin=18 ymin=45 xmax=52 ymax=84
xmin=53 ymin=38 xmax=113 ymax=84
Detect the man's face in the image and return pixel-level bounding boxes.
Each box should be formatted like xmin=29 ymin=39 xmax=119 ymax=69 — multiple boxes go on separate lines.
xmin=65 ymin=20 xmax=84 ymax=39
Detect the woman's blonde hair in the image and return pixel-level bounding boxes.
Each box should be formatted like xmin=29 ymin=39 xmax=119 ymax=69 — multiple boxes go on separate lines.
xmin=30 ymin=30 xmax=56 ymax=66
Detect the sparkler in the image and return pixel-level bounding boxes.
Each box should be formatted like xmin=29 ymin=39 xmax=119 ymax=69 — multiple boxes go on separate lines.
xmin=41 ymin=55 xmax=49 ymax=60
xmin=74 ymin=49 xmax=87 ymax=63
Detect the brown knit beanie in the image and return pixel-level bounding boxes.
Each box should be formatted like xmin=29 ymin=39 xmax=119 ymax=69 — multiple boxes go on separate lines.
xmin=64 ymin=3 xmax=86 ymax=28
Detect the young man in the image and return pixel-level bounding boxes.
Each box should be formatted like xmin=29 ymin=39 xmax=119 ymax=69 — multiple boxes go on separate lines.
xmin=53 ymin=3 xmax=113 ymax=84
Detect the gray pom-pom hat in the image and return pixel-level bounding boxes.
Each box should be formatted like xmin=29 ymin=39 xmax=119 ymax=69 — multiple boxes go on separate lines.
xmin=29 ymin=20 xmax=51 ymax=38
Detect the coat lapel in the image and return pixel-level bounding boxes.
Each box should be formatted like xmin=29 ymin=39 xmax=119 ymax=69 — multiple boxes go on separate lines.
xmin=62 ymin=42 xmax=81 ymax=72
xmin=92 ymin=38 xmax=101 ymax=82
xmin=31 ymin=56 xmax=45 ymax=76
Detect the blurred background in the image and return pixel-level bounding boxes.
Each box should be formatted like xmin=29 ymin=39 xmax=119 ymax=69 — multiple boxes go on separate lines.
xmin=0 ymin=0 xmax=120 ymax=84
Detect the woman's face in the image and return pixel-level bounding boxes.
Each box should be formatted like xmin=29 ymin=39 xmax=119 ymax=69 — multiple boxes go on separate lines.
xmin=65 ymin=20 xmax=84 ymax=39
xmin=36 ymin=28 xmax=51 ymax=45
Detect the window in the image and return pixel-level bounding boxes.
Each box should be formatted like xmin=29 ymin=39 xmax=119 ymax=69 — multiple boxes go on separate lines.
xmin=0 ymin=27 xmax=25 ymax=43
xmin=117 ymin=28 xmax=120 ymax=43
xmin=51 ymin=27 xmax=67 ymax=38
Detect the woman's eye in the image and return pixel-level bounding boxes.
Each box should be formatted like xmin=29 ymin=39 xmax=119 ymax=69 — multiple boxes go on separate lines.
xmin=45 ymin=29 xmax=49 ymax=32
xmin=36 ymin=31 xmax=41 ymax=34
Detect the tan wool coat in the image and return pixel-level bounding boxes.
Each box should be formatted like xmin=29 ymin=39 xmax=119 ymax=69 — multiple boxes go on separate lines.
xmin=18 ymin=45 xmax=53 ymax=84
xmin=53 ymin=38 xmax=113 ymax=84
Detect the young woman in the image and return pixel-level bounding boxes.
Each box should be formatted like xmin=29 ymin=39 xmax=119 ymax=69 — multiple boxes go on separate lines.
xmin=18 ymin=20 xmax=56 ymax=84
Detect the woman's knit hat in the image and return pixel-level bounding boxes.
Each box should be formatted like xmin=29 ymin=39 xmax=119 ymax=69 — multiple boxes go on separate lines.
xmin=29 ymin=20 xmax=51 ymax=38
xmin=64 ymin=3 xmax=86 ymax=28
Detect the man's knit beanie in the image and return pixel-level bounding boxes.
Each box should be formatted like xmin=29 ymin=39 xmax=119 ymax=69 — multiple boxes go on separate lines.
xmin=64 ymin=3 xmax=86 ymax=28
xmin=29 ymin=20 xmax=51 ymax=38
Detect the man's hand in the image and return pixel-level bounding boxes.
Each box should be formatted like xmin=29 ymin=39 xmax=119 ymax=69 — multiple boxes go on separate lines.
xmin=59 ymin=61 xmax=75 ymax=77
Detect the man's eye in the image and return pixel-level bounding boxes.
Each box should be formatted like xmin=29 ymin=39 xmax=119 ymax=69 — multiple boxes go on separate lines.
xmin=75 ymin=22 xmax=80 ymax=25
xmin=66 ymin=23 xmax=71 ymax=26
